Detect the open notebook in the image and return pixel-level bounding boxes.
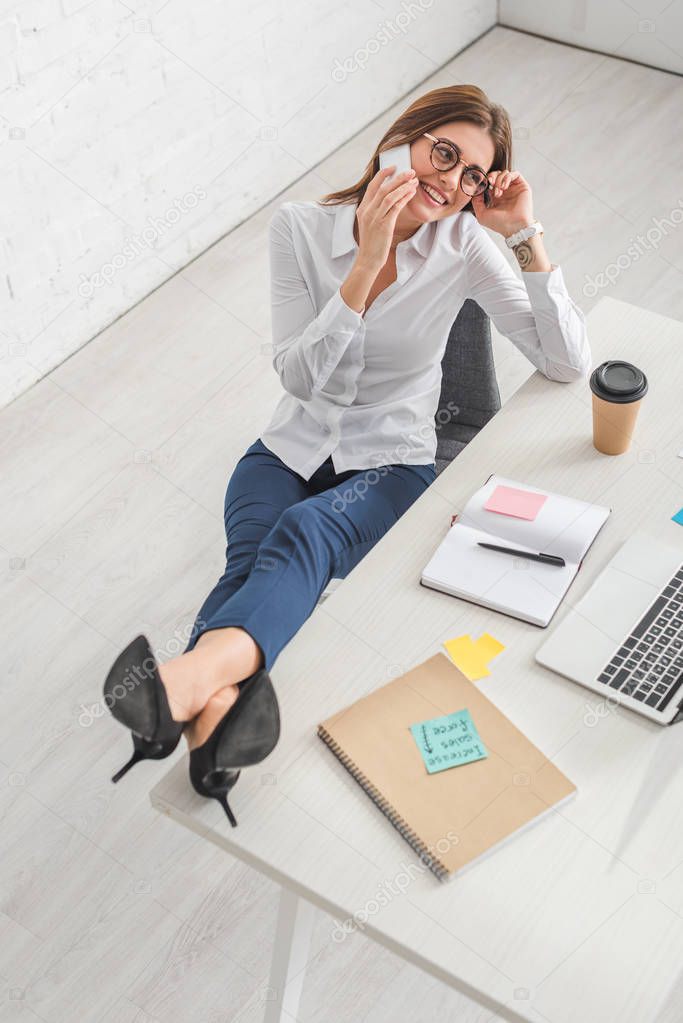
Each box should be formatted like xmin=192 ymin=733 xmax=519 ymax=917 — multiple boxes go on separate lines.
xmin=421 ymin=474 xmax=611 ymax=626
xmin=318 ymin=652 xmax=576 ymax=881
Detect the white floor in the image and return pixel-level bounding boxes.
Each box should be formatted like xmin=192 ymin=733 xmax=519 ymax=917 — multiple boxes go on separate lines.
xmin=2 ymin=26 xmax=682 ymax=1023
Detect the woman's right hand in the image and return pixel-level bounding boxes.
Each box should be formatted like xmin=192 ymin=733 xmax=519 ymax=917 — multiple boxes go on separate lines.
xmin=355 ymin=167 xmax=418 ymax=270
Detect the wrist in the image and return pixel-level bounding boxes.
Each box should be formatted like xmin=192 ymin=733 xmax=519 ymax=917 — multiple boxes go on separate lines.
xmin=501 ymin=218 xmax=535 ymax=238
xmin=353 ymin=255 xmax=382 ymax=277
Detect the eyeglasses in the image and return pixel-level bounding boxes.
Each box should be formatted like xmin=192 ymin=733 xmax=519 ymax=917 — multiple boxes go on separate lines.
xmin=422 ymin=132 xmax=490 ymax=199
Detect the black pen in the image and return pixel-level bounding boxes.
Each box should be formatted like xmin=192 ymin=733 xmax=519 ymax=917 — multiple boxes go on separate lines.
xmin=477 ymin=542 xmax=566 ymax=567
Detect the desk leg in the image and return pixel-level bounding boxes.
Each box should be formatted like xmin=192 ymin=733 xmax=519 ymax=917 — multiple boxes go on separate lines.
xmin=263 ymin=886 xmax=316 ymax=1023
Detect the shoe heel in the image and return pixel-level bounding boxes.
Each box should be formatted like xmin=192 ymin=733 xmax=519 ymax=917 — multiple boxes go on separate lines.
xmin=111 ymin=746 xmax=146 ymax=783
xmin=111 ymin=731 xmax=183 ymax=783
xmin=190 ymin=765 xmax=241 ymax=827
xmin=215 ymin=788 xmax=238 ymax=828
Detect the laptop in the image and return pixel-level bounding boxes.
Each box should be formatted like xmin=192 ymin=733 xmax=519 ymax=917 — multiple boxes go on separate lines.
xmin=535 ymin=531 xmax=683 ymax=725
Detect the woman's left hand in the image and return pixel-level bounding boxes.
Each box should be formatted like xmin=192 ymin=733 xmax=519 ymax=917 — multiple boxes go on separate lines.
xmin=471 ymin=170 xmax=534 ymax=237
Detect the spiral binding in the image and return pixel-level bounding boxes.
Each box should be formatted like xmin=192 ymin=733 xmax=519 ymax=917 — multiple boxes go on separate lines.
xmin=317 ymin=725 xmax=449 ymax=882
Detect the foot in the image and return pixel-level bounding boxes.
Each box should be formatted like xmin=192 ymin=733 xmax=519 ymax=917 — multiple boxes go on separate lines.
xmin=157 ymin=628 xmax=264 ymax=723
xmin=185 ymin=685 xmax=240 ymax=750
xmin=157 ymin=652 xmax=208 ymax=723
xmin=157 ymin=644 xmax=242 ymax=722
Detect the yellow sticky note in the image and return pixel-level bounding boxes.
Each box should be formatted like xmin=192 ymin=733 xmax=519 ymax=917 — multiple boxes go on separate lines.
xmin=443 ymin=632 xmax=505 ymax=681
xmin=443 ymin=635 xmax=491 ymax=681
xmin=475 ymin=632 xmax=505 ymax=662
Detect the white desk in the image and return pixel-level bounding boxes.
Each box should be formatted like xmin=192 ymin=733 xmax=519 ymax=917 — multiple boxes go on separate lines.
xmin=150 ymin=298 xmax=683 ymax=1023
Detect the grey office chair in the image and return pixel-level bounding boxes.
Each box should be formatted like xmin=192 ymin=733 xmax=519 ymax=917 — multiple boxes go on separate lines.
xmin=434 ymin=298 xmax=501 ymax=475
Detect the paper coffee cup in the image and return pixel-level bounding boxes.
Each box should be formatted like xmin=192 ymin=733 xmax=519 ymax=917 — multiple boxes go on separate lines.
xmin=589 ymin=360 xmax=648 ymax=455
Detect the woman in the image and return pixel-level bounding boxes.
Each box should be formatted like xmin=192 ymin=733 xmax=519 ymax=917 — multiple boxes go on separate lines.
xmin=102 ymin=84 xmax=591 ymax=824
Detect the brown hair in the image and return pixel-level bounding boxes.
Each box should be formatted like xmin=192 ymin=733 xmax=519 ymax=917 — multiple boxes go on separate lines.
xmin=319 ymin=84 xmax=512 ymax=214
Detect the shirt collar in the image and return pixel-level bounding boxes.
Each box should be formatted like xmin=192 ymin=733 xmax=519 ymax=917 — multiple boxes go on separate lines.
xmin=330 ymin=200 xmax=435 ymax=260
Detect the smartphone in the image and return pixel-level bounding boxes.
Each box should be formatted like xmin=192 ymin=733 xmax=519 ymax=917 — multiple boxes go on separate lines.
xmin=379 ymin=143 xmax=412 ymax=182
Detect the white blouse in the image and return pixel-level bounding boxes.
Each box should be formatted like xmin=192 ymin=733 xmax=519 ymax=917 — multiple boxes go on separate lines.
xmin=260 ymin=199 xmax=592 ymax=481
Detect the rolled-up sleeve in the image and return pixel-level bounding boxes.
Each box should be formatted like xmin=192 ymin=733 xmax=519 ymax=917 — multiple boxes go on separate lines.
xmin=269 ymin=205 xmax=366 ymax=402
xmin=464 ymin=223 xmax=592 ymax=383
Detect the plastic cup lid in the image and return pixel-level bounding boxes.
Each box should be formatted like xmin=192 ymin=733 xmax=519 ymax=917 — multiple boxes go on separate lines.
xmin=590 ymin=361 xmax=648 ymax=403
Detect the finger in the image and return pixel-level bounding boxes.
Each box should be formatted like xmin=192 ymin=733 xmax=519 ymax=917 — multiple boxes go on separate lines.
xmin=380 ymin=178 xmax=418 ymax=213
xmin=378 ymin=184 xmax=417 ymax=219
xmin=364 ymin=166 xmax=396 ymax=202
xmin=387 ymin=187 xmax=419 ymax=221
xmin=376 ymin=166 xmax=399 ymax=186
xmin=366 ymin=166 xmax=404 ymax=202
xmin=497 ymin=171 xmax=517 ymax=193
xmin=378 ymin=169 xmax=415 ymax=195
xmin=372 ymin=171 xmax=416 ymax=211
xmin=385 ymin=175 xmax=419 ymax=200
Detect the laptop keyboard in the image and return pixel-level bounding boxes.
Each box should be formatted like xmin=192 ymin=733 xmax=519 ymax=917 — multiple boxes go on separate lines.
xmin=596 ymin=565 xmax=683 ymax=713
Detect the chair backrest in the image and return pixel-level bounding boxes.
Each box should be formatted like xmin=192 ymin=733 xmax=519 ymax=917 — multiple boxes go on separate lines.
xmin=434 ymin=299 xmax=501 ymax=475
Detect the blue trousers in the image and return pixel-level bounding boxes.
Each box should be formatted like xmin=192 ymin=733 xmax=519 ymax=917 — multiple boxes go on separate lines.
xmin=183 ymin=438 xmax=435 ymax=672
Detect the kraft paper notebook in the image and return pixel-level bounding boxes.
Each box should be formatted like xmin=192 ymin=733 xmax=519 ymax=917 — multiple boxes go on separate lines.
xmin=317 ymin=652 xmax=576 ymax=881
xmin=420 ymin=474 xmax=611 ymax=627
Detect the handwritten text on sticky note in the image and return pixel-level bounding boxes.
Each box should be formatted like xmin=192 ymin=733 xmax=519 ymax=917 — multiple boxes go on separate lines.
xmin=484 ymin=485 xmax=547 ymax=521
xmin=410 ymin=709 xmax=487 ymax=774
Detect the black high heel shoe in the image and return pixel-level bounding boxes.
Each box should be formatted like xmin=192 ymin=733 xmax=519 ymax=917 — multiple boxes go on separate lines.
xmin=103 ymin=633 xmax=186 ymax=782
xmin=189 ymin=668 xmax=280 ymax=827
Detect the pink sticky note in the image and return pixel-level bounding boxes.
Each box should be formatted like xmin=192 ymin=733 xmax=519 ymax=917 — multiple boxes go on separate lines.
xmin=484 ymin=485 xmax=547 ymax=521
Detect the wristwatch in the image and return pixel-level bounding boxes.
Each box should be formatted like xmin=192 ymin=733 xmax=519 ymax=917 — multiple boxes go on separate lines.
xmin=504 ymin=220 xmax=544 ymax=249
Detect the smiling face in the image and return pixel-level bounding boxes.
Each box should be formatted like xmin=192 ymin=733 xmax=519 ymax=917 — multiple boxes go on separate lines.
xmin=404 ymin=120 xmax=496 ymax=225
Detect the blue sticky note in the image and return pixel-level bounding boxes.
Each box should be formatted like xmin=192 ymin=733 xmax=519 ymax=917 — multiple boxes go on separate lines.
xmin=410 ymin=708 xmax=488 ymax=775
xmin=672 ymin=508 xmax=683 ymax=526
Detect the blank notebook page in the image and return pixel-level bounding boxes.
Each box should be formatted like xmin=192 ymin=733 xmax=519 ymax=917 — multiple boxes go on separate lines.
xmin=422 ymin=523 xmax=574 ymax=624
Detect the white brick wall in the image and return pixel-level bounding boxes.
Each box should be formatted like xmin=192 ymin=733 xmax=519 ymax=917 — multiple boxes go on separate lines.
xmin=0 ymin=0 xmax=495 ymax=408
